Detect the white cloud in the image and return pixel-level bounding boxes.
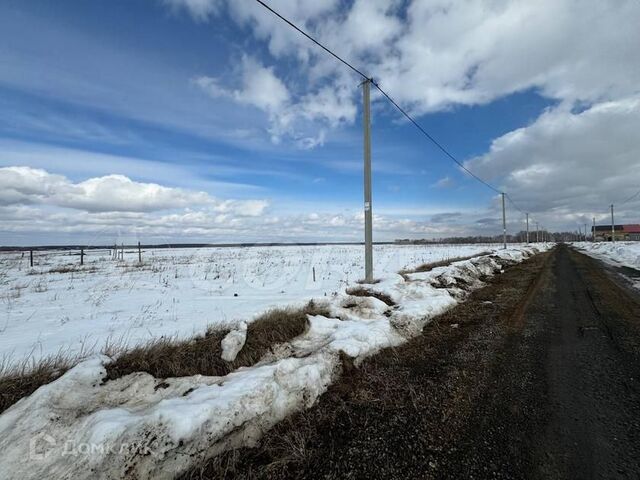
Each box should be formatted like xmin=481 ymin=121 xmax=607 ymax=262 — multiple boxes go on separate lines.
xmin=0 ymin=167 xmax=67 ymax=205
xmin=162 ymin=0 xmax=223 ymax=21
xmin=432 ymin=176 xmax=454 ymax=189
xmin=0 ymin=166 xmax=268 ymax=216
xmin=465 ymin=95 xmax=640 ymax=227
xmin=195 ymin=55 xmax=347 ymax=147
xmin=0 ymin=166 xmax=502 ymax=244
xmin=195 ymin=56 xmax=290 ymax=113
xmin=176 ymin=0 xmax=640 ymax=116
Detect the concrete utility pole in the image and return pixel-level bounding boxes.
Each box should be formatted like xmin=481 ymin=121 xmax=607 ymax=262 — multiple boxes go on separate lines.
xmin=501 ymin=192 xmax=507 ymax=249
xmin=526 ymin=212 xmax=529 ymax=244
xmin=592 ymin=217 xmax=596 ymax=242
xmin=536 ymin=222 xmax=539 ymax=243
xmin=611 ymin=204 xmax=615 ymax=243
xmin=362 ymin=78 xmax=373 ymax=283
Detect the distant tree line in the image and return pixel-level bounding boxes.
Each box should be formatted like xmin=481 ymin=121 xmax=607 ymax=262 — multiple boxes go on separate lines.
xmin=395 ymin=230 xmax=589 ymax=245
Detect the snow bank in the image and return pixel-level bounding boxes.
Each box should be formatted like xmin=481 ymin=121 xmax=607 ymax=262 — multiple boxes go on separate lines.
xmin=0 ymin=245 xmax=549 ymax=479
xmin=575 ymin=241 xmax=640 ymax=270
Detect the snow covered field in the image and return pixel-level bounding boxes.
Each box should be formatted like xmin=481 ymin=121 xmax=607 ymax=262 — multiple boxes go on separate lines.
xmin=575 ymin=241 xmax=640 ymax=271
xmin=0 ymin=243 xmax=497 ymax=364
xmin=0 ymin=244 xmax=549 ymax=479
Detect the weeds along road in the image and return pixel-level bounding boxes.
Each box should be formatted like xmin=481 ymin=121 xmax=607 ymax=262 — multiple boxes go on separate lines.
xmin=183 ymin=244 xmax=640 ymax=480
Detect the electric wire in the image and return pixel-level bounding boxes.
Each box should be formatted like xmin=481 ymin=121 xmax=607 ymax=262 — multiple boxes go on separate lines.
xmin=253 ymin=0 xmax=504 ymax=197
xmin=373 ymin=84 xmax=502 ymax=194
xmin=254 ymin=0 xmax=369 ymax=80
xmin=619 ymin=188 xmax=640 ymax=205
xmin=253 ymin=0 xmax=619 ymax=230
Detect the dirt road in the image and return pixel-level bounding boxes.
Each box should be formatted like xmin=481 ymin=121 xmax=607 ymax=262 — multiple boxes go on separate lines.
xmin=184 ymin=245 xmax=640 ymax=480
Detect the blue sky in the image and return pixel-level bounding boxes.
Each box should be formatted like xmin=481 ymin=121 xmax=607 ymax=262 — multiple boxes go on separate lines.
xmin=1 ymin=0 xmax=639 ymax=245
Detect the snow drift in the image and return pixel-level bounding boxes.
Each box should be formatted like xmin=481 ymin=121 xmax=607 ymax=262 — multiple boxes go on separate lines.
xmin=575 ymin=241 xmax=640 ymax=270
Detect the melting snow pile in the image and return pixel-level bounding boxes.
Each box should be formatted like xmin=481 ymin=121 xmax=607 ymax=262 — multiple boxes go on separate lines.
xmin=0 ymin=245 xmax=549 ymax=479
xmin=576 ymin=241 xmax=640 ymax=270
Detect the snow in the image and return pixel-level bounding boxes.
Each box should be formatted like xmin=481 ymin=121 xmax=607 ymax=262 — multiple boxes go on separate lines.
xmin=0 ymin=243 xmax=496 ymax=364
xmin=0 ymin=244 xmax=550 ymax=479
xmin=0 ymin=353 xmax=336 ymax=479
xmin=575 ymin=241 xmax=640 ymax=270
xmin=220 ymin=322 xmax=247 ymax=361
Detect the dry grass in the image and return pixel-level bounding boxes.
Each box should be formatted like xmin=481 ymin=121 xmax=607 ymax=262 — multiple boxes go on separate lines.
xmin=345 ymin=286 xmax=396 ymax=306
xmin=0 ymin=354 xmax=75 ymax=414
xmin=0 ymin=300 xmax=329 ymax=414
xmin=105 ymin=300 xmax=328 ymax=381
xmin=47 ymin=265 xmax=98 ymax=274
xmin=400 ymin=251 xmax=492 ymax=276
xmin=103 ymin=329 xmax=231 ymax=381
xmin=234 ymin=300 xmax=329 ymax=367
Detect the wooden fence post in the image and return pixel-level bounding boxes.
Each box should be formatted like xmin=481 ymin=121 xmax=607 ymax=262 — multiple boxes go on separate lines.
xmin=30 ymin=249 xmax=33 ymax=267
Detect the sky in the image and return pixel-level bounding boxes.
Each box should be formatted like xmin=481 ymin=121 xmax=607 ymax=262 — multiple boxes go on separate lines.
xmin=0 ymin=0 xmax=639 ymax=245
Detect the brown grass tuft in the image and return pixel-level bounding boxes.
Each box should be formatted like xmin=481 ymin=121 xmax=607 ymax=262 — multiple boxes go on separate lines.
xmin=0 ymin=354 xmax=74 ymax=414
xmin=104 ymin=300 xmax=328 ymax=381
xmin=47 ymin=265 xmax=98 ymax=274
xmin=345 ymin=286 xmax=395 ymax=306
xmin=0 ymin=301 xmax=329 ymax=413
xmin=103 ymin=329 xmax=231 ymax=381
xmin=233 ymin=300 xmax=329 ymax=367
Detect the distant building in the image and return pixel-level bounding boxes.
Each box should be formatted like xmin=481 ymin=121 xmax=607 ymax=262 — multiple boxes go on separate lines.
xmin=592 ymin=224 xmax=640 ymax=241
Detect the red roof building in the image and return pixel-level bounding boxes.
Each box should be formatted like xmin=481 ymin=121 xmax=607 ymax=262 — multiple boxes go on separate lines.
xmin=593 ymin=224 xmax=640 ymax=241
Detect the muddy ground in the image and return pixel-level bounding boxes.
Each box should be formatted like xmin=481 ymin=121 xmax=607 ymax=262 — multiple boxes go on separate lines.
xmin=182 ymin=245 xmax=640 ymax=480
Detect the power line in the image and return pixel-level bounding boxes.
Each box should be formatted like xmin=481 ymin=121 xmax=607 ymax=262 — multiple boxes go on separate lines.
xmin=505 ymin=193 xmax=524 ymax=214
xmin=254 ymin=0 xmax=368 ymax=80
xmin=373 ymin=84 xmax=502 ymax=194
xmin=253 ymin=0 xmax=504 ymax=196
xmin=619 ymin=188 xmax=640 ymax=205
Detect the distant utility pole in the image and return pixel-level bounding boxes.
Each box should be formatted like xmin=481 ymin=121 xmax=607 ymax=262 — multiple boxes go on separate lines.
xmin=362 ymin=78 xmax=373 ymax=283
xmin=501 ymin=192 xmax=506 ymax=249
xmin=611 ymin=204 xmax=615 ymax=243
xmin=584 ymin=223 xmax=587 ymax=242
xmin=536 ymin=222 xmax=539 ymax=243
xmin=526 ymin=212 xmax=529 ymax=244
xmin=592 ymin=217 xmax=596 ymax=242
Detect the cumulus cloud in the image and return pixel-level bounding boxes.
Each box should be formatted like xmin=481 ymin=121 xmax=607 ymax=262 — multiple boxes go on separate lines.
xmin=465 ymin=95 xmax=640 ymax=226
xmin=0 ymin=167 xmax=68 ymax=205
xmin=194 ymin=54 xmax=354 ymax=147
xmin=0 ymin=166 xmax=268 ymax=215
xmin=0 ymin=167 xmax=500 ymax=244
xmin=195 ymin=56 xmax=290 ymax=113
xmin=177 ymin=0 xmax=640 ymax=116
